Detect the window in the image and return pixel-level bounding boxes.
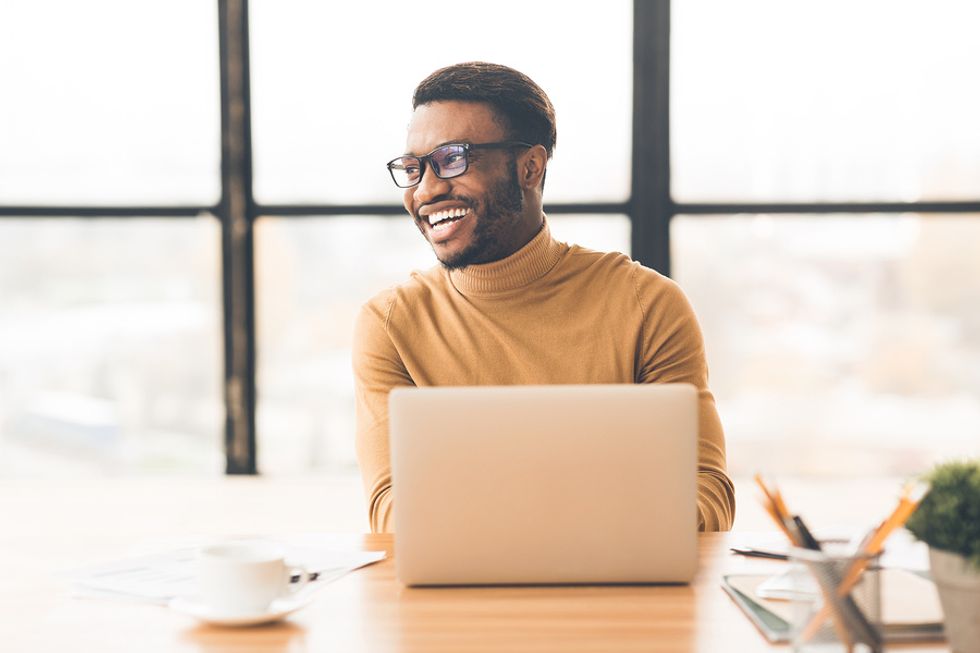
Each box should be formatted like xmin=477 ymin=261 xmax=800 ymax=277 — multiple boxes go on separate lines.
xmin=249 ymin=1 xmax=633 ymax=473
xmin=0 ymin=1 xmax=221 ymax=205
xmin=6 ymin=1 xmax=976 ymax=486
xmin=249 ymin=0 xmax=632 ymax=204
xmin=0 ymin=1 xmax=222 ymax=476
xmin=672 ymin=0 xmax=980 ymax=203
xmin=671 ymin=0 xmax=980 ymax=477
xmin=0 ymin=219 xmax=223 ymax=476
xmin=673 ymin=214 xmax=980 ymax=476
xmin=2 ymin=1 xmax=632 ymax=477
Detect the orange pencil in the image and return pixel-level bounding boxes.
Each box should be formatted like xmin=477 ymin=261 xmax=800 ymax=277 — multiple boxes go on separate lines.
xmin=755 ymin=473 xmax=856 ymax=649
xmin=799 ymin=481 xmax=929 ymax=643
xmin=754 ymin=474 xmax=795 ymax=542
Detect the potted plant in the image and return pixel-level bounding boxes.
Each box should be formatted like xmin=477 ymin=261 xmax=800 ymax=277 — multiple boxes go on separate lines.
xmin=906 ymin=459 xmax=980 ymax=653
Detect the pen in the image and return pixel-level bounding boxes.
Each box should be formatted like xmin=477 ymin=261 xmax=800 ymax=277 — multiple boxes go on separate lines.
xmin=798 ymin=481 xmax=930 ymax=643
xmin=729 ymin=547 xmax=789 ymax=561
xmin=755 ymin=474 xmax=857 ymax=650
xmin=792 ymin=515 xmax=822 ymax=550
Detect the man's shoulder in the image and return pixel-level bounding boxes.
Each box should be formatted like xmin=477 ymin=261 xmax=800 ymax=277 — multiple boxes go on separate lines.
xmin=360 ymin=264 xmax=450 ymax=318
xmin=559 ymin=243 xmax=690 ymax=320
xmin=563 ymin=243 xmax=673 ymax=290
xmin=563 ymin=243 xmax=630 ymax=275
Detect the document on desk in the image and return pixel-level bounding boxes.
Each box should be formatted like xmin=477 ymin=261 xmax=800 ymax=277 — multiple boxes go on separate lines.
xmin=62 ymin=534 xmax=387 ymax=604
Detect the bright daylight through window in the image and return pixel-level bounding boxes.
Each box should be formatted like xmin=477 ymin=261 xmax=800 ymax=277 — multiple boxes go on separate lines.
xmin=0 ymin=0 xmax=976 ymax=487
xmin=671 ymin=0 xmax=980 ymax=478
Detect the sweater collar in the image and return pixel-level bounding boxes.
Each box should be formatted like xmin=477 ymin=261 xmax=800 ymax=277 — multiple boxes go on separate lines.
xmin=448 ymin=218 xmax=565 ymax=296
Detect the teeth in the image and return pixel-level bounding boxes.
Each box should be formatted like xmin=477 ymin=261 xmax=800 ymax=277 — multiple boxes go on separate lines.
xmin=427 ymin=207 xmax=469 ymax=226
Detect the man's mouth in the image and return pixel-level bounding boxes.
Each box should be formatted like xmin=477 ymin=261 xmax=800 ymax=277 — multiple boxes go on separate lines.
xmin=425 ymin=207 xmax=471 ymax=233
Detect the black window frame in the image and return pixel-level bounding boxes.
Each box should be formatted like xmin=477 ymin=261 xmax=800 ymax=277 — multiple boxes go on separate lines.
xmin=3 ymin=0 xmax=978 ymax=474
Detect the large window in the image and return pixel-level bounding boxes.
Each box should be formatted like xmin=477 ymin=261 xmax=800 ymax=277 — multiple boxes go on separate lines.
xmin=672 ymin=214 xmax=980 ymax=476
xmin=0 ymin=219 xmax=223 ymax=476
xmin=0 ymin=1 xmax=223 ymax=476
xmin=671 ymin=0 xmax=980 ymax=476
xmin=3 ymin=1 xmax=976 ymax=484
xmin=672 ymin=0 xmax=980 ymax=203
xmin=0 ymin=1 xmax=632 ymax=477
xmin=248 ymin=1 xmax=633 ymax=473
xmin=0 ymin=1 xmax=221 ymax=204
xmin=249 ymin=1 xmax=632 ymax=205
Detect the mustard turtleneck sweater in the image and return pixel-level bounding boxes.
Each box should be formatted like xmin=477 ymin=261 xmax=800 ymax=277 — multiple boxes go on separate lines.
xmin=353 ymin=222 xmax=736 ymax=533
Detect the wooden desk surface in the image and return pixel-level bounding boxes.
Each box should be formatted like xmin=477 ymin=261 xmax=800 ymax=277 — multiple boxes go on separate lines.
xmin=0 ymin=478 xmax=949 ymax=652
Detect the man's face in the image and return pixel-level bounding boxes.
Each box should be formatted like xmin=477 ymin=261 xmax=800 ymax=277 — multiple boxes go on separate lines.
xmin=402 ymin=101 xmax=526 ymax=269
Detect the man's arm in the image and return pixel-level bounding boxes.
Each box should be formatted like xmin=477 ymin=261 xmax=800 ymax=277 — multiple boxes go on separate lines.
xmin=352 ymin=294 xmax=414 ymax=533
xmin=632 ymin=265 xmax=736 ymax=531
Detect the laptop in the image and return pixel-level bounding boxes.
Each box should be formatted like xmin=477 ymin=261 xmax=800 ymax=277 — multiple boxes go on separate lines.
xmin=388 ymin=383 xmax=699 ymax=586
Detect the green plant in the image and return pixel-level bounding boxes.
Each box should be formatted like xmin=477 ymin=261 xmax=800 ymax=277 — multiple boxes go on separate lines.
xmin=906 ymin=459 xmax=980 ymax=568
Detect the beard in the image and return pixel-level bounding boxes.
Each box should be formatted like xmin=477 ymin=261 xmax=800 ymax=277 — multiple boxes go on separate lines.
xmin=427 ymin=160 xmax=525 ymax=270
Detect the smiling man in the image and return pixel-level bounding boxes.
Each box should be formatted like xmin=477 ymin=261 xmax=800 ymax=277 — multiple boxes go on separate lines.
xmin=354 ymin=62 xmax=735 ymax=533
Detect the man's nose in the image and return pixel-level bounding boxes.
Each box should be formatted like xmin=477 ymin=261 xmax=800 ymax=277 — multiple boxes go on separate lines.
xmin=413 ymin=164 xmax=451 ymax=206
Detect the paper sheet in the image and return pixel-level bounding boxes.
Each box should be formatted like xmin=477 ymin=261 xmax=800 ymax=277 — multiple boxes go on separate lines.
xmin=62 ymin=535 xmax=387 ymax=604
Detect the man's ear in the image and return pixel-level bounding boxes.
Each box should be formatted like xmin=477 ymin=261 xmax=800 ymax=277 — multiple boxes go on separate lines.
xmin=518 ymin=145 xmax=548 ymax=190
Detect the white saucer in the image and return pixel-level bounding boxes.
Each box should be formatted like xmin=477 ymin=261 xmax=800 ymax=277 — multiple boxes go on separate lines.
xmin=168 ymin=594 xmax=315 ymax=627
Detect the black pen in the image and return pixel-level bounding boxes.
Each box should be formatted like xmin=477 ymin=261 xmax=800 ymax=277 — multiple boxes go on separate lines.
xmin=729 ymin=546 xmax=789 ymax=561
xmin=792 ymin=515 xmax=822 ymax=550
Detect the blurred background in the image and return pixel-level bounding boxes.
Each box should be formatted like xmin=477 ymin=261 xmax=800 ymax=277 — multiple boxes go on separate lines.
xmin=1 ymin=1 xmax=978 ymax=529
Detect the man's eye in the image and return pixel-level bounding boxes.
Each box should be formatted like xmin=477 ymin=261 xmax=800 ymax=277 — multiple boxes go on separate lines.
xmin=398 ymin=163 xmax=419 ymax=176
xmin=444 ymin=153 xmax=465 ymax=166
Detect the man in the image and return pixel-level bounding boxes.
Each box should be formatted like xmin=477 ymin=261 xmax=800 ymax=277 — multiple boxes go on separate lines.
xmin=354 ymin=61 xmax=735 ymax=533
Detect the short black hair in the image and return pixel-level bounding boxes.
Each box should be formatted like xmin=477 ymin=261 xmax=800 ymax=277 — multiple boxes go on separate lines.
xmin=412 ymin=62 xmax=557 ymax=160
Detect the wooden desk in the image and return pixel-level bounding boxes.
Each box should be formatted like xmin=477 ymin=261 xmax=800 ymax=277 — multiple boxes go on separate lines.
xmin=0 ymin=479 xmax=948 ymax=652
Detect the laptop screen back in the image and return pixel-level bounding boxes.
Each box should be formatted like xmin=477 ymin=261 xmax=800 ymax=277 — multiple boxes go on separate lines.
xmin=389 ymin=383 xmax=699 ymax=586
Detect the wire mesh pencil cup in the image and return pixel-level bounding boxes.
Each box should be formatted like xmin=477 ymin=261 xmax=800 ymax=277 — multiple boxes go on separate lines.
xmin=787 ymin=546 xmax=883 ymax=653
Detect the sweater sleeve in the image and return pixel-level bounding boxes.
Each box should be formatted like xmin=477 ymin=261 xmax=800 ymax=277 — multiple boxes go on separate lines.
xmin=632 ymin=265 xmax=736 ymax=531
xmin=352 ymin=293 xmax=414 ymax=533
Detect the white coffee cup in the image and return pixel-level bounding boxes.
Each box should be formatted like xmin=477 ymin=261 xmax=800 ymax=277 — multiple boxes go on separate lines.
xmin=198 ymin=542 xmax=312 ymax=615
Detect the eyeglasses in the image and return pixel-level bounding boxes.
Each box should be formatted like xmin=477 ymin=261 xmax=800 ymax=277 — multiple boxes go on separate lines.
xmin=386 ymin=141 xmax=533 ymax=188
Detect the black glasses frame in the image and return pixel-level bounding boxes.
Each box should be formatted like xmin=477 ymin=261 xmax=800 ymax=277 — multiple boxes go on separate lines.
xmin=386 ymin=141 xmax=534 ymax=188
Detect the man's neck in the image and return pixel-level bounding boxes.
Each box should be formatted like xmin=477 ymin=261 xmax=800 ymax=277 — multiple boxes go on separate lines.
xmin=448 ymin=217 xmax=563 ymax=296
xmin=505 ymin=210 xmax=545 ymax=259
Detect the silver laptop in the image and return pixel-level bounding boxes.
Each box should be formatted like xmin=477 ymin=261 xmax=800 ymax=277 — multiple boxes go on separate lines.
xmin=389 ymin=383 xmax=698 ymax=586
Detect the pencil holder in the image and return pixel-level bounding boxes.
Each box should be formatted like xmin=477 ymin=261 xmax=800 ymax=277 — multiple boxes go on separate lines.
xmin=787 ymin=545 xmax=883 ymax=653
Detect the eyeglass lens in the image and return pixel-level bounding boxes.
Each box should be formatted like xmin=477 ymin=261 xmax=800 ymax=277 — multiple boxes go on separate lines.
xmin=389 ymin=144 xmax=468 ymax=188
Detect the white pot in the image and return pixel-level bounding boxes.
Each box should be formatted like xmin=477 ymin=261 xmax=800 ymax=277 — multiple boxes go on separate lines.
xmin=929 ymin=547 xmax=980 ymax=653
